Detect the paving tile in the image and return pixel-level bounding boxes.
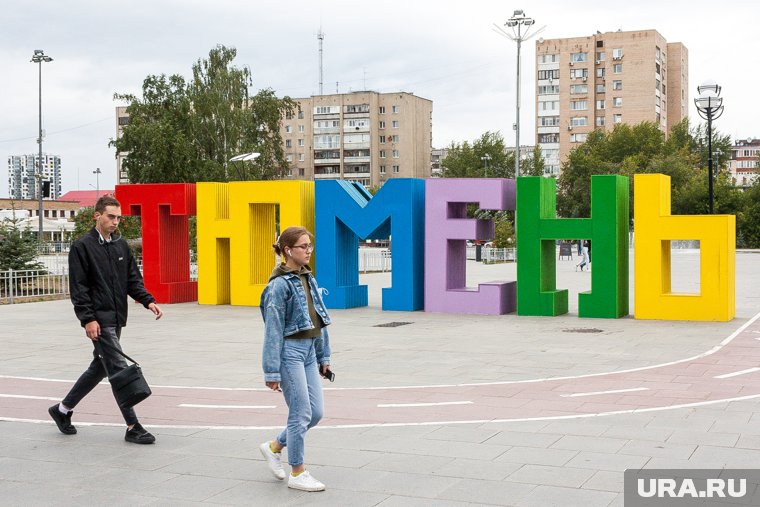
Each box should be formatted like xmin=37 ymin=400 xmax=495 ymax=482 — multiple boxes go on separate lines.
xmin=507 ymin=464 xmax=595 ymax=488
xmin=550 ymin=435 xmax=628 ymax=453
xmin=514 ymin=484 xmax=617 ymax=507
xmin=433 ymin=458 xmax=522 ymax=481
xmin=617 ymin=440 xmax=697 ymax=460
xmin=667 ymin=429 xmax=739 ymax=447
xmin=141 ymin=474 xmax=242 ymax=502
xmin=483 ymin=430 xmax=563 ymax=448
xmin=566 ymin=451 xmax=649 ymax=472
xmin=581 ymin=470 xmax=624 ymax=492
xmin=495 ymin=446 xmax=579 ymax=467
xmin=437 ymin=478 xmax=536 ymax=506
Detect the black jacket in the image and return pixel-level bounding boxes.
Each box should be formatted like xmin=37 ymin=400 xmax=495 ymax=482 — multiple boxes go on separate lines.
xmin=69 ymin=228 xmax=155 ymax=328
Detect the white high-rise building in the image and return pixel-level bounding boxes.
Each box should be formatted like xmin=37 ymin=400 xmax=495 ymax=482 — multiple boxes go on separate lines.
xmin=7 ymin=154 xmax=62 ymax=200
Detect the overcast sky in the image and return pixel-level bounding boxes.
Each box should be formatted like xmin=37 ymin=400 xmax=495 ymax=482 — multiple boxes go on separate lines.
xmin=1 ymin=0 xmax=757 ymax=196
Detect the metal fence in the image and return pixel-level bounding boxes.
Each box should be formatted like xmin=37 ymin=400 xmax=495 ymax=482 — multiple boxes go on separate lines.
xmin=359 ymin=248 xmax=392 ymax=273
xmin=482 ymin=247 xmax=517 ymax=263
xmin=0 ymin=269 xmax=69 ymax=304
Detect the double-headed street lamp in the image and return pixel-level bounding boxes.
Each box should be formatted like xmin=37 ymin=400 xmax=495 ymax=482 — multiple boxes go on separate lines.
xmin=481 ymin=154 xmax=492 ymax=177
xmin=494 ymin=10 xmax=544 ymax=179
xmin=93 ymin=167 xmax=102 ymax=195
xmin=694 ymin=80 xmax=724 ymax=214
xmin=31 ymin=49 xmax=53 ymax=237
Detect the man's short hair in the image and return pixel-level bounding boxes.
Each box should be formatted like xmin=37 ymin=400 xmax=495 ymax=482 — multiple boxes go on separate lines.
xmin=95 ymin=195 xmax=121 ymax=214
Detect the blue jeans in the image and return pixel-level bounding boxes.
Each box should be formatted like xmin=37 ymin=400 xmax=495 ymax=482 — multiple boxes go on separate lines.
xmin=275 ymin=338 xmax=324 ymax=466
xmin=62 ymin=326 xmax=138 ymax=426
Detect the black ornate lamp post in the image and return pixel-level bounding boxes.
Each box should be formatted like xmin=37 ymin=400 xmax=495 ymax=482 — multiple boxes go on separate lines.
xmin=694 ymin=81 xmax=724 ymax=214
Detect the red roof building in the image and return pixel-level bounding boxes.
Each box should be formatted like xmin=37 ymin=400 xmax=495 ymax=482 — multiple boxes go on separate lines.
xmin=57 ymin=190 xmax=115 ymax=208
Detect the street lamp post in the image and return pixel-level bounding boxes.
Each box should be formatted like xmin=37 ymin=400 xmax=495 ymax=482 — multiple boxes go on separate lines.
xmin=694 ymin=80 xmax=724 ymax=214
xmin=481 ymin=154 xmax=492 ymax=177
xmin=31 ymin=49 xmax=53 ymax=237
xmin=494 ymin=10 xmax=544 ymax=178
xmin=93 ymin=167 xmax=102 ymax=195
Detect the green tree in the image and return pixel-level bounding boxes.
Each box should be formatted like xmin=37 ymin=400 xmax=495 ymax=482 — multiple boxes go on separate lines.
xmin=112 ymin=45 xmax=296 ymax=183
xmin=441 ymin=131 xmax=515 ymax=178
xmin=0 ymin=218 xmax=44 ymax=271
xmin=72 ymin=207 xmax=142 ymax=242
xmin=521 ymin=145 xmax=546 ymax=177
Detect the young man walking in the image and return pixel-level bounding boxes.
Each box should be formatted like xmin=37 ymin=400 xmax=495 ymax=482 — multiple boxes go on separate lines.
xmin=48 ymin=195 xmax=163 ymax=444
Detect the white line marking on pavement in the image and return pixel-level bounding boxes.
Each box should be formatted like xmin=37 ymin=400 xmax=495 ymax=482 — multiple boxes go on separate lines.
xmin=377 ymin=401 xmax=473 ymax=408
xmin=2 ymin=310 xmax=759 ymax=392
xmin=714 ymin=367 xmax=760 ymax=379
xmin=178 ymin=403 xmax=276 ymax=409
xmin=0 ymin=393 xmax=60 ymax=401
xmin=6 ymin=393 xmax=760 ymax=431
xmin=560 ymin=387 xmax=649 ymax=398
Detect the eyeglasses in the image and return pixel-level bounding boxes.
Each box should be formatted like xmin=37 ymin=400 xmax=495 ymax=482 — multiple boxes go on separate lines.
xmin=291 ymin=243 xmax=315 ymax=253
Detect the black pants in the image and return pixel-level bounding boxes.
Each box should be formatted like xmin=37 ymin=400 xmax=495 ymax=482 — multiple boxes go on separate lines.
xmin=62 ymin=326 xmax=138 ymax=426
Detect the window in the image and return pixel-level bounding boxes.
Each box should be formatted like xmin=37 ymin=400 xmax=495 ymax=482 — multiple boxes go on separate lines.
xmin=570 ymin=133 xmax=588 ymax=143
xmin=612 ymin=48 xmax=623 ymax=59
xmin=538 ymin=85 xmax=560 ymax=95
xmin=298 ymin=110 xmax=304 ymax=119
xmin=596 ymin=68 xmax=605 ymax=78
xmin=390 ymin=135 xmax=399 ymax=142
xmin=285 ymin=112 xmax=293 ymax=120
xmin=379 ymin=106 xmax=386 ymax=114
xmin=569 ymin=84 xmax=588 ymax=94
xmin=379 ymin=135 xmax=386 ymax=144
xmin=596 ymin=116 xmax=606 ymax=127
xmin=538 ymin=133 xmax=559 ymax=143
xmin=596 ymin=51 xmax=605 ymax=62
xmin=392 ymin=120 xmax=399 ymax=128
xmin=315 ymin=105 xmax=339 ymax=114
xmin=570 ymin=52 xmax=588 ymax=62
xmin=299 ymin=168 xmax=304 ymax=177
xmin=314 ymin=135 xmax=341 ymax=149
xmin=380 ymin=150 xmax=386 ymax=158
xmin=285 ymin=125 xmax=292 ymax=133
xmin=656 ymin=46 xmax=661 ymax=61
xmin=596 ymin=40 xmax=604 ymax=48
xmin=539 ymin=116 xmax=560 ymax=127
xmin=392 ymin=165 xmax=400 ymax=173
xmin=118 ymin=116 xmax=130 ymax=126
xmin=540 ymin=100 xmax=559 ymax=111
xmin=298 ymin=139 xmax=305 ymax=147
xmin=392 ymin=105 xmax=399 ymax=113
xmin=286 ymin=154 xmax=293 ymax=162
xmin=540 ymin=54 xmax=558 ymax=63
xmin=299 ymin=153 xmax=305 ymax=162
xmin=613 ymin=97 xmax=622 ymax=107
xmin=298 ymin=125 xmax=304 ymax=133
xmin=285 ymin=139 xmax=292 ymax=148
xmin=613 ymin=64 xmax=622 ymax=74
xmin=612 ymin=80 xmax=622 ymax=90
xmin=571 ymin=116 xmax=588 ymax=127
xmin=343 ymin=104 xmax=370 ymax=113
xmin=392 ymin=150 xmax=400 ymax=158
xmin=379 ymin=121 xmax=385 ymax=129
xmin=570 ymin=68 xmax=588 ymax=79
xmin=596 ymin=84 xmax=606 ymax=93
xmin=538 ymin=69 xmax=560 ymax=80
xmin=613 ymin=114 xmax=622 ymax=124
xmin=596 ymin=100 xmax=605 ymax=109
xmin=380 ymin=165 xmax=386 ymax=174
xmin=570 ymin=100 xmax=588 ymax=111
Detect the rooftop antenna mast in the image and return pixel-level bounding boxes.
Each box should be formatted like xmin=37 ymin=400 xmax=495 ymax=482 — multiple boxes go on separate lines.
xmin=317 ymin=28 xmax=325 ymax=95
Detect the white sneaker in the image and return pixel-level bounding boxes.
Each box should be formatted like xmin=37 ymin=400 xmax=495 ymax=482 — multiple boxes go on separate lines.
xmin=259 ymin=442 xmax=286 ymax=480
xmin=288 ymin=470 xmax=325 ymax=492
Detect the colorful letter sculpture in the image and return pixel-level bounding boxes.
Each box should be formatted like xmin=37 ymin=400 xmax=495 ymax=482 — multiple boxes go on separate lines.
xmin=633 ymin=174 xmax=735 ymax=321
xmin=196 ymin=181 xmax=315 ymax=306
xmin=315 ymin=179 xmax=425 ymax=311
xmin=517 ymin=175 xmax=629 ymax=318
xmin=116 ymin=183 xmax=197 ymax=303
xmin=424 ymin=178 xmax=516 ymax=314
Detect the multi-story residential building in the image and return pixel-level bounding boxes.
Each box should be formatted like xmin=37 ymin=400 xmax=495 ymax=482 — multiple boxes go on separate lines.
xmin=729 ymin=138 xmax=760 ymax=188
xmin=535 ymin=29 xmax=688 ymax=175
xmin=431 ymin=148 xmax=448 ymax=177
xmin=115 ymin=106 xmax=130 ymax=185
xmin=7 ymin=154 xmax=62 ymax=200
xmin=281 ymin=91 xmax=432 ymax=187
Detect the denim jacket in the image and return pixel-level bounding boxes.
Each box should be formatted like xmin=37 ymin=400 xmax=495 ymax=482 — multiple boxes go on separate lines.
xmin=260 ymin=269 xmax=332 ymax=382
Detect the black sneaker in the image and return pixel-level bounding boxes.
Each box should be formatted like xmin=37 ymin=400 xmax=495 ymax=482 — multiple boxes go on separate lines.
xmin=48 ymin=404 xmax=77 ymax=435
xmin=125 ymin=422 xmax=156 ymax=444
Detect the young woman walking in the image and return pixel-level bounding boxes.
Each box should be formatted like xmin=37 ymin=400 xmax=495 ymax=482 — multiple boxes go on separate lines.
xmin=259 ymin=226 xmax=333 ymax=492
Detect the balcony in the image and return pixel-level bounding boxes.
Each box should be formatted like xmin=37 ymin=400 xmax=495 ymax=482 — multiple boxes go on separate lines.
xmin=344 ymin=156 xmax=371 ymax=163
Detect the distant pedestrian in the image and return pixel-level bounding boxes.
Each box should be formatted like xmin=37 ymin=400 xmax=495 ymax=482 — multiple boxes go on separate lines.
xmin=49 ymin=195 xmax=162 ymax=444
xmin=576 ymin=240 xmax=590 ymax=271
xmin=577 ymin=239 xmax=583 ymax=256
xmin=259 ymin=226 xmax=333 ymax=492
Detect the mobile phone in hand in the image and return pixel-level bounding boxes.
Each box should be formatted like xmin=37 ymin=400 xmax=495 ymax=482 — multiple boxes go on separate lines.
xmin=322 ymin=368 xmax=335 ymax=382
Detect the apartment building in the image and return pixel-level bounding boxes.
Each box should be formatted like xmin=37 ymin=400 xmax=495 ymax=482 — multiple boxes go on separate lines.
xmin=7 ymin=154 xmax=62 ymax=200
xmin=282 ymin=91 xmax=433 ymax=187
xmin=535 ymin=29 xmax=688 ymax=175
xmin=730 ymin=138 xmax=760 ymax=188
xmin=115 ymin=106 xmax=130 ymax=185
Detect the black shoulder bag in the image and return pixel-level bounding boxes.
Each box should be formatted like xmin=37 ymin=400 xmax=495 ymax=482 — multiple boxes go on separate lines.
xmin=95 ymin=340 xmax=152 ymax=409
